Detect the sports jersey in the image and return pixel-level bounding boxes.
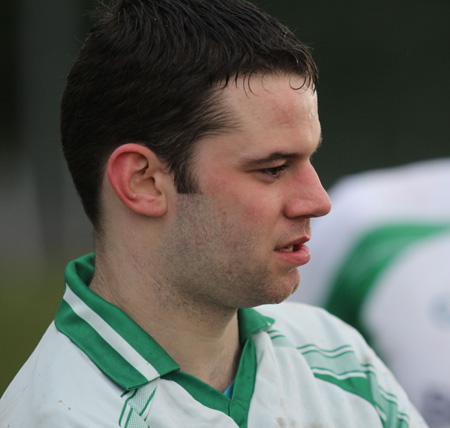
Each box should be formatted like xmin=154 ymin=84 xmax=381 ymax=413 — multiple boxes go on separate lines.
xmin=0 ymin=254 xmax=427 ymax=427
xmin=290 ymin=159 xmax=450 ymax=427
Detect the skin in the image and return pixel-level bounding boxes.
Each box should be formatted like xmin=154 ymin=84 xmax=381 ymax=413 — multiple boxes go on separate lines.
xmin=90 ymin=74 xmax=331 ymax=391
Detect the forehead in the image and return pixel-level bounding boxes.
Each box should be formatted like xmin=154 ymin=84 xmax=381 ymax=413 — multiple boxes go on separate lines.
xmin=220 ymin=74 xmax=318 ymax=131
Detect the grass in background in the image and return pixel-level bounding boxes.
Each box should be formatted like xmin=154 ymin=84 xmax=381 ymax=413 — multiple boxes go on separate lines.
xmin=0 ymin=265 xmax=63 ymax=395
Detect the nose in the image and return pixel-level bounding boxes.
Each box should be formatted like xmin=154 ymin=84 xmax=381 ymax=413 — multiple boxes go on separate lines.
xmin=284 ymin=163 xmax=331 ymax=219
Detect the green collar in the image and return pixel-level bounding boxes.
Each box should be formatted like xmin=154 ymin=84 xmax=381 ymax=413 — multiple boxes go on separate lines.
xmin=55 ymin=253 xmax=273 ymax=391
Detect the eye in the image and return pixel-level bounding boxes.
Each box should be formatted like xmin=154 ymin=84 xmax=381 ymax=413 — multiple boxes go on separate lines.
xmin=260 ymin=164 xmax=288 ymax=179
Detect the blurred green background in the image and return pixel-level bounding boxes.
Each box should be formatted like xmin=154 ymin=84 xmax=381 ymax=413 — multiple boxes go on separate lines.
xmin=1 ymin=0 xmax=450 ymax=395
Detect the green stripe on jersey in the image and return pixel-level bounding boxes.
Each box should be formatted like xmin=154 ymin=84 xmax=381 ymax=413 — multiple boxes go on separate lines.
xmin=119 ymin=382 xmax=157 ymax=427
xmin=265 ymin=331 xmax=411 ymax=428
xmin=56 ymin=254 xmax=180 ymax=389
xmin=63 ymin=254 xmax=179 ymax=378
xmin=299 ymin=344 xmax=410 ymax=428
xmin=324 ymin=223 xmax=450 ymax=341
xmin=56 ymin=299 xmax=149 ymax=389
xmin=267 ymin=329 xmax=294 ymax=347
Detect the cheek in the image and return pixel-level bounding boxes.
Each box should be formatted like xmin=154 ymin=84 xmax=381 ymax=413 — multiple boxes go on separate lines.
xmin=218 ymin=188 xmax=282 ymax=225
xmin=203 ymin=173 xmax=284 ymax=223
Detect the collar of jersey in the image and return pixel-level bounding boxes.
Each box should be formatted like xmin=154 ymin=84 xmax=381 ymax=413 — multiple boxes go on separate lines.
xmin=54 ymin=253 xmax=274 ymax=391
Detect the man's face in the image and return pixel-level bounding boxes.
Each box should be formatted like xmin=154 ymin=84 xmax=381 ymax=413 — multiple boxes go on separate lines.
xmin=160 ymin=74 xmax=331 ymax=310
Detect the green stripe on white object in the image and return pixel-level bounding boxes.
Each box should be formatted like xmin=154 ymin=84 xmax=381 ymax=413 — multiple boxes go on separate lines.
xmin=324 ymin=223 xmax=450 ymax=343
xmin=299 ymin=344 xmax=410 ymax=428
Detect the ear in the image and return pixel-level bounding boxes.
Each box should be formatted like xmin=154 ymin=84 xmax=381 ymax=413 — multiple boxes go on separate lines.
xmin=106 ymin=143 xmax=170 ymax=217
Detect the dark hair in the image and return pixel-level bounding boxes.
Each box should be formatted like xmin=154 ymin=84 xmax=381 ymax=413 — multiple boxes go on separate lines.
xmin=61 ymin=0 xmax=318 ymax=228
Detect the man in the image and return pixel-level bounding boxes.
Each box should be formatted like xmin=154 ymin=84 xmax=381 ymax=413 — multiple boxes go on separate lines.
xmin=0 ymin=0 xmax=427 ymax=426
xmin=289 ymin=159 xmax=450 ymax=427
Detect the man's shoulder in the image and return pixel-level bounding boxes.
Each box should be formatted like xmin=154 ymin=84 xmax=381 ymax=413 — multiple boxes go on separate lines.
xmin=252 ymin=302 xmax=429 ymax=428
xmin=0 ymin=322 xmax=124 ymax=427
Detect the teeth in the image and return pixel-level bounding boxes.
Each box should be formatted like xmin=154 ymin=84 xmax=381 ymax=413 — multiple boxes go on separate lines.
xmin=279 ymin=245 xmax=294 ymax=252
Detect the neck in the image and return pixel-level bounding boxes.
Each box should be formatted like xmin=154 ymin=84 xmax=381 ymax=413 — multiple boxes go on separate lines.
xmin=90 ymin=250 xmax=242 ymax=392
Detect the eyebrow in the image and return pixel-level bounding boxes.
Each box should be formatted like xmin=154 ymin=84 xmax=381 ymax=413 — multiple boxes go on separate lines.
xmin=239 ymin=151 xmax=301 ymax=168
xmin=238 ymin=134 xmax=323 ymax=168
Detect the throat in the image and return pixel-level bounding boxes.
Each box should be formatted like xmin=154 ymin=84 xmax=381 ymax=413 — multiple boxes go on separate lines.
xmin=199 ymin=343 xmax=241 ymax=393
xmin=167 ymin=313 xmax=242 ymax=392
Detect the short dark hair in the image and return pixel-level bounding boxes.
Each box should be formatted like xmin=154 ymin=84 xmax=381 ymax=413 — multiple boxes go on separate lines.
xmin=61 ymin=0 xmax=318 ymax=228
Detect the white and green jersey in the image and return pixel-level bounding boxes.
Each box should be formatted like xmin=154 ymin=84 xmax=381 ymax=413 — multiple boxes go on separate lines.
xmin=290 ymin=159 xmax=450 ymax=427
xmin=1 ymin=254 xmax=427 ymax=427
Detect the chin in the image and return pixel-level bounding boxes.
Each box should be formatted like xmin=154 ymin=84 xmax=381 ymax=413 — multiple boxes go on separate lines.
xmin=255 ymin=281 xmax=300 ymax=307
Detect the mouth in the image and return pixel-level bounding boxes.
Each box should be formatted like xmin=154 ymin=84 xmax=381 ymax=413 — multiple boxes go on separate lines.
xmin=274 ymin=238 xmax=311 ymax=266
xmin=275 ymin=236 xmax=310 ymax=252
xmin=277 ymin=244 xmax=298 ymax=253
